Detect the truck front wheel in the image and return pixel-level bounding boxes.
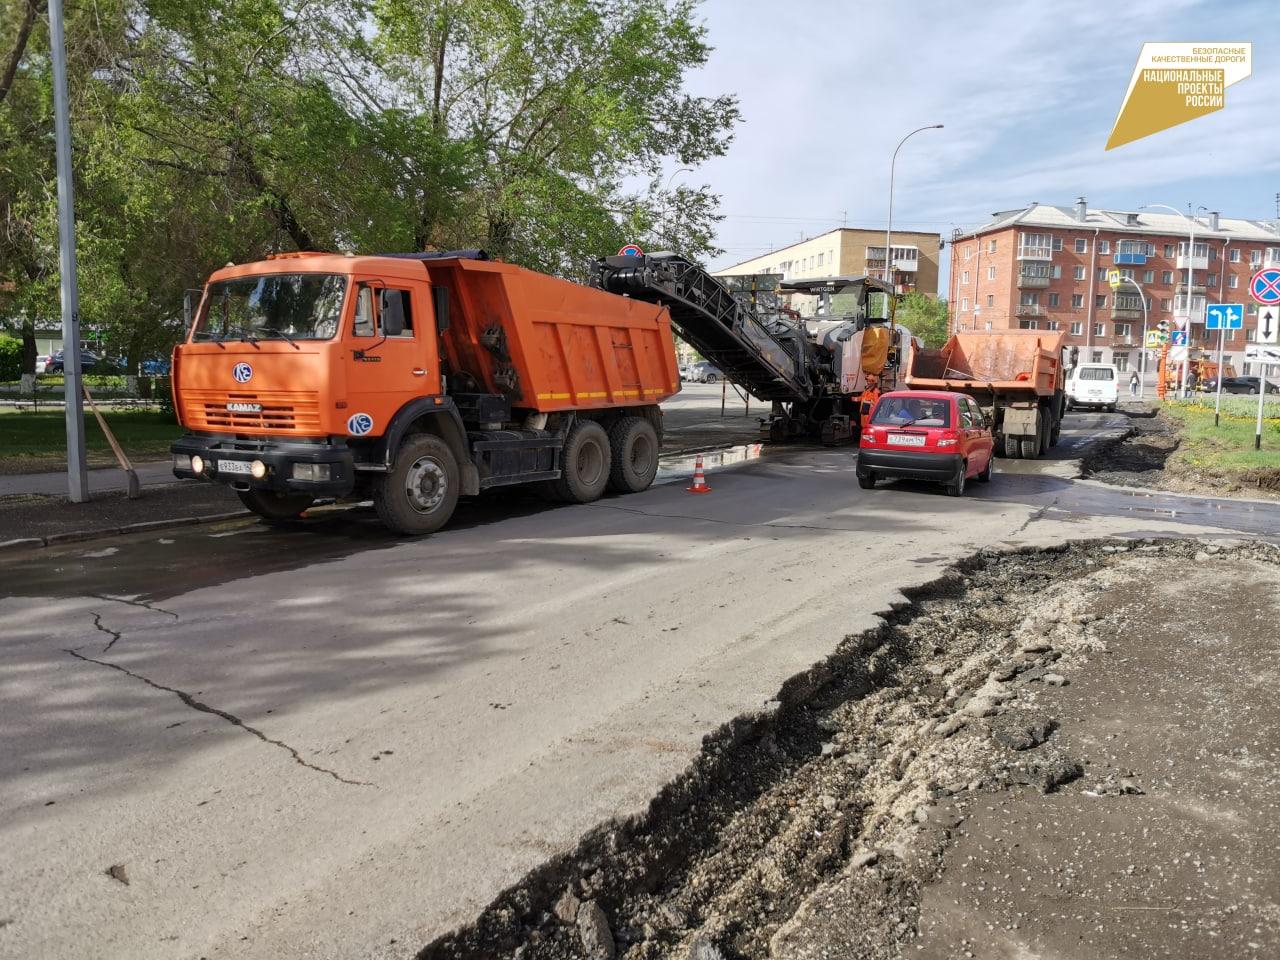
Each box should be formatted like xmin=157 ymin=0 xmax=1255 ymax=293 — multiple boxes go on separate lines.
xmin=374 ymin=434 xmax=460 ymax=535
xmin=607 ymin=417 xmax=659 ymax=493
xmin=238 ymin=489 xmax=314 ymax=523
xmin=551 ymin=420 xmax=611 ymax=503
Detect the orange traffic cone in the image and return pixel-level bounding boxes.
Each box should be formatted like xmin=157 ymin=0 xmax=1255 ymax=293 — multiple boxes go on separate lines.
xmin=687 ymin=454 xmax=712 ymax=494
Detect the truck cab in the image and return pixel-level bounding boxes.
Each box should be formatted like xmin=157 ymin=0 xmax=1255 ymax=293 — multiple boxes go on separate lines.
xmin=171 ymin=251 xmax=677 ymax=534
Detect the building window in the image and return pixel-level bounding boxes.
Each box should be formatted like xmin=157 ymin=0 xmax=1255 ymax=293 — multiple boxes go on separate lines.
xmin=1251 ymin=250 xmax=1262 ymax=266
xmin=1247 ymin=303 xmax=1257 ymax=315
xmin=1049 ymin=293 xmax=1060 ymax=307
xmin=1143 ymin=269 xmax=1155 ymax=283
xmin=985 ymin=321 xmax=992 ymax=331
xmin=964 ymin=245 xmax=972 ymax=260
xmin=1094 ymin=323 xmax=1106 ymax=337
xmin=988 ymin=239 xmax=997 ymax=254
xmin=1075 ymin=238 xmax=1087 ymax=254
xmin=1114 ymin=352 xmax=1129 ymax=371
xmin=1091 ymin=351 xmax=1103 ymax=363
xmin=1161 ymin=298 xmax=1172 ymax=311
xmin=1071 ymin=294 xmax=1084 ymax=308
xmin=1053 ymin=237 xmax=1063 ymax=251
xmin=1120 ymin=268 xmax=1134 ymax=279
xmin=817 ymin=253 xmax=824 ymax=267
xmin=1230 ymin=248 xmax=1241 ymax=263
xmin=987 ymin=266 xmax=997 ymax=280
xmin=1018 ymin=319 xmax=1039 ymax=330
xmin=1099 ymin=240 xmax=1111 ymax=254
xmin=1115 ymin=323 xmax=1132 ymax=338
xmin=1046 ymin=320 xmax=1060 ymax=331
xmin=1164 ymin=243 xmax=1175 ymax=257
xmin=1162 ymin=270 xmax=1173 ymax=284
xmin=1070 ymin=321 xmax=1083 ymax=335
xmin=1096 ymin=294 xmax=1107 ymax=308
xmin=1020 ymin=291 xmax=1040 ymax=305
xmin=986 ymin=295 xmax=994 ymax=307
xmin=1073 ymin=266 xmax=1086 ymax=281
xmin=1229 ymin=275 xmax=1239 ymax=289
xmin=1052 ymin=265 xmax=1062 ymax=279
xmin=962 ymin=297 xmax=970 ymax=310
xmin=1207 ymin=274 xmax=1217 ymax=287
xmin=1097 ymin=268 xmax=1109 ymax=282
xmin=962 ymin=271 xmax=970 ymax=284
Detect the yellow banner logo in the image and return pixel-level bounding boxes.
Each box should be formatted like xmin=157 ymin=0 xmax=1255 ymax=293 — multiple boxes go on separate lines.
xmin=1106 ymin=42 xmax=1252 ymax=150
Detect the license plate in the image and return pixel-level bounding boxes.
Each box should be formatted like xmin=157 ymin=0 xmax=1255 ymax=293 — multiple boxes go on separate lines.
xmin=888 ymin=433 xmax=926 ymax=447
xmin=217 ymin=459 xmax=252 ymax=475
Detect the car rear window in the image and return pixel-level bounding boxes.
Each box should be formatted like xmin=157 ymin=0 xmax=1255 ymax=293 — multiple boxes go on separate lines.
xmin=871 ymin=396 xmax=952 ymax=428
xmin=1078 ymin=367 xmax=1115 ymax=381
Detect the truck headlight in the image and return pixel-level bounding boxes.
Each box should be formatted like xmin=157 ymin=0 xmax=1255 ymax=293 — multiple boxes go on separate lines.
xmin=291 ymin=463 xmax=331 ymax=481
xmin=250 ymin=459 xmax=267 ymax=479
xmin=190 ymin=454 xmax=204 ymax=474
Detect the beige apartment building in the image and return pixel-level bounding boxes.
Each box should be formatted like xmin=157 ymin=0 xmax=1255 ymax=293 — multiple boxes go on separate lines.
xmin=714 ymin=227 xmax=942 ymax=299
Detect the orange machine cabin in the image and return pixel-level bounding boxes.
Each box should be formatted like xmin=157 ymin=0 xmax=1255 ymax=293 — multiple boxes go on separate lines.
xmin=170 ymin=250 xmax=679 ymax=535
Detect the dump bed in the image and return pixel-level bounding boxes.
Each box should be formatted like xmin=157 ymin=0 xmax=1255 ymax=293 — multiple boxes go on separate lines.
xmin=905 ymin=330 xmax=1066 ymax=398
xmin=426 ymin=257 xmax=680 ymax=414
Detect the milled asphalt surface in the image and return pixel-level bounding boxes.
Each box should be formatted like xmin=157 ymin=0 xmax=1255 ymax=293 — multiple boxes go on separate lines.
xmin=1 ymin=405 xmax=1277 ymax=960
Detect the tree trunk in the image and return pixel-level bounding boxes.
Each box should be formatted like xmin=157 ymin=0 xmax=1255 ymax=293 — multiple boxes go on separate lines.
xmin=0 ymin=0 xmax=43 ymax=107
xmin=21 ymin=316 xmax=36 ymax=375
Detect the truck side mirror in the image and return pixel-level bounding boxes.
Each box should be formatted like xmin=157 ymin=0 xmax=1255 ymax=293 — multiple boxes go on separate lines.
xmin=380 ymin=289 xmax=405 ymax=337
xmin=183 ymin=288 xmax=202 ymax=333
xmin=432 ymin=285 xmax=450 ymax=334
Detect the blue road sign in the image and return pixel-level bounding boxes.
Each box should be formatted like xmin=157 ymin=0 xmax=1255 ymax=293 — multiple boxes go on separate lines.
xmin=1170 ymin=330 xmax=1188 ymax=346
xmin=1206 ymin=303 xmax=1244 ymax=330
xmin=1251 ymin=268 xmax=1280 ymax=304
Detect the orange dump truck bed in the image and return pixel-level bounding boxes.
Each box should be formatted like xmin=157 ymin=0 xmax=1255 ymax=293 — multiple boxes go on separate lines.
xmin=428 ymin=257 xmax=679 ymax=413
xmin=905 ymin=330 xmax=1066 ymax=397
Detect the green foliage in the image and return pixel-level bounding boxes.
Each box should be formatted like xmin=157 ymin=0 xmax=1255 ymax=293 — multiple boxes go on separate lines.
xmin=0 ymin=0 xmax=738 ymax=367
xmin=0 ymin=334 xmax=21 ymax=380
xmin=1166 ymin=394 xmax=1280 ymax=422
xmin=895 ymin=292 xmax=949 ymax=347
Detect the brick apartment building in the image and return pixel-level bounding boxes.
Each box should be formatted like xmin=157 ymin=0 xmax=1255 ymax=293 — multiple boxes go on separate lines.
xmin=949 ymin=199 xmax=1280 ymax=376
xmin=715 ymin=227 xmax=941 ymax=315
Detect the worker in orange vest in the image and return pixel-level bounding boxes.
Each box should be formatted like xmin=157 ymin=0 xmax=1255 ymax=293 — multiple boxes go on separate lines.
xmin=859 ymin=373 xmax=882 ymax=430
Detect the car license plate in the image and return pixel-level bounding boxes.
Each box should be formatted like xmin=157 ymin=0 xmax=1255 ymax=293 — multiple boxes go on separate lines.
xmin=888 ymin=433 xmax=926 ymax=447
xmin=217 ymin=459 xmax=252 ymax=475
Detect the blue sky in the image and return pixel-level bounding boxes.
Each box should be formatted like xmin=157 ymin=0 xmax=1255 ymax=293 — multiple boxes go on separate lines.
xmin=685 ymin=0 xmax=1279 ymax=291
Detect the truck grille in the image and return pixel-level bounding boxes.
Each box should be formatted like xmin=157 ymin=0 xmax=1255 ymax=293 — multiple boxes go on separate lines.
xmin=182 ymin=390 xmax=322 ymax=434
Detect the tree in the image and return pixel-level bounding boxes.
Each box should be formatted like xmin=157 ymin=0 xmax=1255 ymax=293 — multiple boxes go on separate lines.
xmin=896 ymin=291 xmax=949 ymax=347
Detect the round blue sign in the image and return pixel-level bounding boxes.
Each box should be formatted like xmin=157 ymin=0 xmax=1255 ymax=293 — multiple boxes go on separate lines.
xmin=1251 ymin=268 xmax=1280 ymax=305
xmin=232 ymin=362 xmax=253 ymax=384
xmin=346 ymin=412 xmax=374 ymax=436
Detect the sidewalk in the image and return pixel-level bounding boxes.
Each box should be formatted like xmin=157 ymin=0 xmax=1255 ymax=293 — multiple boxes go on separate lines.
xmin=0 ymin=461 xmax=178 ymax=497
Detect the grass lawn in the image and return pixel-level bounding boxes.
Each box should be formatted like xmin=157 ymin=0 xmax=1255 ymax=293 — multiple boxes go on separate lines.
xmin=0 ymin=407 xmax=182 ymax=475
xmin=1161 ymin=402 xmax=1280 ymax=475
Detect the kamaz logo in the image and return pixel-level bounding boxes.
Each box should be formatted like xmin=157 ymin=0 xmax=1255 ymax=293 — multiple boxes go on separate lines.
xmin=226 ymin=402 xmax=262 ymax=413
xmin=232 ymin=362 xmax=253 ymax=384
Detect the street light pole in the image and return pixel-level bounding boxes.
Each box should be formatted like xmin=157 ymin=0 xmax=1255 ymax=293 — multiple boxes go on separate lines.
xmin=884 ymin=124 xmax=943 ymax=290
xmin=49 ymin=0 xmax=89 ymax=502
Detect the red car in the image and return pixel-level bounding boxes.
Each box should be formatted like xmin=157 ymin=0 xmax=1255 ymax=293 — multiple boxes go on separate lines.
xmin=856 ymin=390 xmax=994 ymax=496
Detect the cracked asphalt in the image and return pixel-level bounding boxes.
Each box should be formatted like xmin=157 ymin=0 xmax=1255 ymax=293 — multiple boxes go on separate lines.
xmin=1 ymin=409 xmax=1277 ymax=960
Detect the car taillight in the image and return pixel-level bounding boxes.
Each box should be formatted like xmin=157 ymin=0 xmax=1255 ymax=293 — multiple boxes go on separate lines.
xmin=937 ymin=430 xmax=959 ymax=447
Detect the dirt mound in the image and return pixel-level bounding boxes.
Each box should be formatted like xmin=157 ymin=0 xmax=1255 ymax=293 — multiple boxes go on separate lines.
xmin=1082 ymin=412 xmax=1180 ymax=486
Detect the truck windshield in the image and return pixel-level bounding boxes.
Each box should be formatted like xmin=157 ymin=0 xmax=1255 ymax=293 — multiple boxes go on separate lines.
xmin=194 ymin=274 xmax=346 ymax=342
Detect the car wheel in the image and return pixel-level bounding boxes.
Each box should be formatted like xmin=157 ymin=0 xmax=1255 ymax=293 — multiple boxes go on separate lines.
xmin=238 ymin=489 xmax=314 ymax=523
xmin=606 ymin=416 xmax=659 ymax=493
xmin=1248 ymin=387 xmax=1258 ymax=395
xmin=945 ymin=465 xmax=966 ymax=497
xmin=977 ymin=457 xmax=992 ymax=482
xmin=373 ymin=434 xmax=461 ymax=535
xmin=706 ymin=374 xmax=718 ymax=384
xmin=857 ymin=472 xmax=876 ymax=490
xmin=551 ymin=419 xmax=611 ymax=503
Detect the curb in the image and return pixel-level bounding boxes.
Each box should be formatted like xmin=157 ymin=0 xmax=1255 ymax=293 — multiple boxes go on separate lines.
xmin=0 ymin=510 xmax=251 ymax=553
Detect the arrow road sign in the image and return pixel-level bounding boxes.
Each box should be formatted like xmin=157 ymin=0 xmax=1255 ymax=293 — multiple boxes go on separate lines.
xmin=1170 ymin=330 xmax=1188 ymax=346
xmin=1245 ymin=345 xmax=1280 ymax=363
xmin=1252 ymin=267 xmax=1280 ymax=305
xmin=1206 ymin=303 xmax=1244 ymax=330
xmin=1259 ymin=307 xmax=1279 ymax=344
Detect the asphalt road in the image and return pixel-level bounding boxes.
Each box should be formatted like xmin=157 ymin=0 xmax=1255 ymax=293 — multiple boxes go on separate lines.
xmin=1 ymin=409 xmax=1277 ymax=960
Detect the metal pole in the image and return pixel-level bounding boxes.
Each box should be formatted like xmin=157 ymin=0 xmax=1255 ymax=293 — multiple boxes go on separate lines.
xmin=884 ymin=124 xmax=943 ymax=289
xmin=1257 ymin=363 xmax=1267 ymax=450
xmin=1214 ymin=324 xmax=1225 ymax=426
xmin=1180 ymin=215 xmax=1195 ymax=399
xmin=49 ymin=0 xmax=89 ymax=502
xmin=1127 ymin=278 xmax=1149 ymax=400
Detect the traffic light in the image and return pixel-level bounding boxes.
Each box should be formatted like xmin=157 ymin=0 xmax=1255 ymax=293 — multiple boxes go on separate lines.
xmin=1157 ymin=320 xmax=1170 ymax=334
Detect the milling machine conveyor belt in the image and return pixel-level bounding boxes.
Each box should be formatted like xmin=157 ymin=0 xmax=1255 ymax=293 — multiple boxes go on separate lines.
xmin=590 ymin=253 xmax=813 ymax=403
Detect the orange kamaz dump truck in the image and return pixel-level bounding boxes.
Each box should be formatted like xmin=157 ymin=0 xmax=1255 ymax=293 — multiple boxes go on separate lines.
xmin=170 ymin=250 xmax=678 ymax=534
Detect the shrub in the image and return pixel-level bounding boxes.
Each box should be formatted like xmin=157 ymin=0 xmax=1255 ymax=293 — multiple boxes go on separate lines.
xmin=0 ymin=335 xmax=21 ymax=382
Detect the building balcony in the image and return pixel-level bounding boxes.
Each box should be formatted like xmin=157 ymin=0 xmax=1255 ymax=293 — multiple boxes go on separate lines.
xmin=1111 ymin=305 xmax=1144 ymax=320
xmin=1111 ymin=336 xmax=1139 ymax=347
xmin=1015 ymin=304 xmax=1045 ymax=317
xmin=1114 ymin=252 xmax=1148 ymax=266
xmin=1176 ymin=252 xmax=1209 ymax=271
xmin=1016 ymin=245 xmax=1053 ymax=261
xmin=1174 ymin=281 xmax=1207 ymax=295
xmin=1017 ymin=274 xmax=1051 ymax=288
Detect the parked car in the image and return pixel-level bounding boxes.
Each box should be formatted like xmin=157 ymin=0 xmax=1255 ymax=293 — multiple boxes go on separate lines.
xmin=1065 ymin=362 xmax=1119 ymax=411
xmin=856 ymin=390 xmax=994 ymax=497
xmin=42 ymin=350 xmax=118 ymax=374
xmin=1220 ymin=376 xmax=1280 ymax=395
xmin=688 ymin=361 xmax=723 ymax=384
xmin=34 ymin=354 xmax=49 ymax=374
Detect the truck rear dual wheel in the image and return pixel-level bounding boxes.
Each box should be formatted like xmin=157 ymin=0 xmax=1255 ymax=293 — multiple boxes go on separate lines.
xmin=550 ymin=420 xmax=612 ymax=503
xmin=374 ymin=434 xmax=461 ymax=535
xmin=238 ymin=489 xmax=314 ymax=523
xmin=607 ymin=417 xmax=659 ymax=494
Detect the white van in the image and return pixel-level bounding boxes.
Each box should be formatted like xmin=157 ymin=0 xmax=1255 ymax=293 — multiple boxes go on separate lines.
xmin=1065 ymin=363 xmax=1119 ymax=412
